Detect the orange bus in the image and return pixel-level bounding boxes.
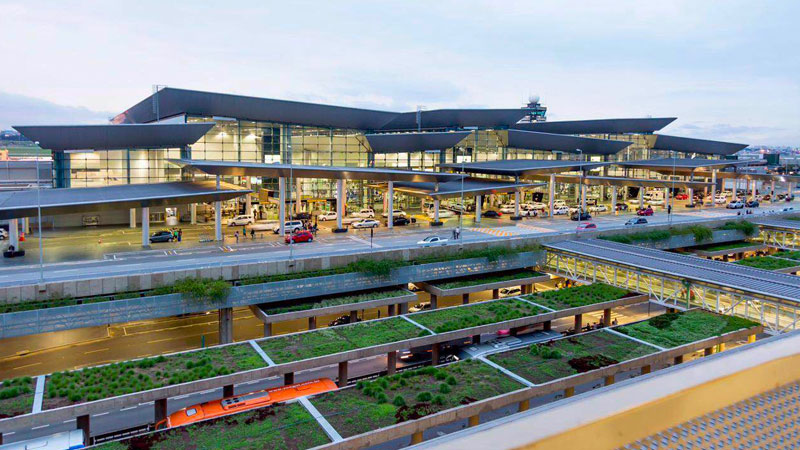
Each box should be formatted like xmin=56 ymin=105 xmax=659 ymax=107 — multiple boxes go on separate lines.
xmin=155 ymin=378 xmax=337 ymax=429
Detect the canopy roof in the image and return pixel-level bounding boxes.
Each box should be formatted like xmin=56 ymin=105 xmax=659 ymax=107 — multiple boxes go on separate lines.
xmin=439 ymin=159 xmax=610 ymax=177
xmin=364 ymin=131 xmax=471 ymax=153
xmin=505 ymin=130 xmax=631 ymax=155
xmin=526 ymin=174 xmax=712 ymax=190
xmin=372 ymin=179 xmax=543 ymax=199
xmin=168 ymin=159 xmax=463 ymax=183
xmin=652 ymin=134 xmax=749 ymax=156
xmin=0 ymin=181 xmax=248 ymax=220
xmin=750 ymin=218 xmax=800 ymax=232
xmin=13 ymin=123 xmax=215 ymax=151
xmin=615 ymin=158 xmax=763 ymax=172
xmin=513 ymin=117 xmax=676 ymax=135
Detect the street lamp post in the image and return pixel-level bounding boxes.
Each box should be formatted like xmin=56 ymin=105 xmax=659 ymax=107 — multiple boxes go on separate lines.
xmin=34 ymin=141 xmax=44 ymax=282
xmin=669 ymin=150 xmax=676 ymax=226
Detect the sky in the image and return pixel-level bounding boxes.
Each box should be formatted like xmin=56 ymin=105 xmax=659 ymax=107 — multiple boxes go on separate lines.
xmin=0 ymin=0 xmax=798 ymax=146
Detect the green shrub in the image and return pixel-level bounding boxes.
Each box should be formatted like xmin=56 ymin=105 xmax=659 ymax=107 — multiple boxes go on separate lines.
xmin=718 ymin=221 xmax=757 ymax=236
xmin=416 ymin=391 xmax=433 ymax=402
xmin=392 ymin=395 xmax=406 ymax=406
xmin=439 ymin=383 xmax=451 ymax=394
xmin=432 ymin=395 xmax=445 ymax=405
xmin=446 ymin=375 xmax=457 ymax=385
xmin=376 ymin=392 xmax=389 ymax=403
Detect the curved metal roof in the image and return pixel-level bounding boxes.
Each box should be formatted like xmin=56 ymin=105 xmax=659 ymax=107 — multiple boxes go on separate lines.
xmin=12 ymin=123 xmax=215 ymax=151
xmin=614 ymin=158 xmax=761 ymax=171
xmin=652 ymin=134 xmax=749 ymax=156
xmin=0 ymin=181 xmax=248 ymax=220
xmin=507 ymin=130 xmax=632 ymax=155
xmin=439 ymin=159 xmax=609 ymax=177
xmin=364 ymin=131 xmax=471 ymax=153
xmin=378 ymin=109 xmax=528 ymax=131
xmin=513 ymin=117 xmax=677 ymax=135
xmin=374 ymin=179 xmax=543 ymax=199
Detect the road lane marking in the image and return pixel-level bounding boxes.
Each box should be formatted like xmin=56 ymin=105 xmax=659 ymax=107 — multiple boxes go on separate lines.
xmin=84 ymin=348 xmax=110 ymax=355
xmin=120 ymin=406 xmax=138 ymax=411
xmin=92 ymin=411 xmax=110 ymax=417
xmin=347 ymin=235 xmax=382 ymax=247
xmin=31 ymin=424 xmax=50 ymax=430
xmin=12 ymin=362 xmax=41 ymax=371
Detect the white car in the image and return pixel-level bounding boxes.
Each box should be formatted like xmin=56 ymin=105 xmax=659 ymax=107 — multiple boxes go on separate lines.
xmin=381 ymin=209 xmax=407 ymax=218
xmin=520 ymin=209 xmax=538 ymax=217
xmin=352 ymin=209 xmax=375 ymax=219
xmin=317 ymin=211 xmax=337 ymax=221
xmin=352 ymin=219 xmax=380 ymax=229
xmin=552 ymin=206 xmax=570 ymax=215
xmin=500 ymin=205 xmax=517 ymax=214
xmin=428 ymin=209 xmax=455 ymax=219
xmin=648 ymin=198 xmax=665 ymax=206
xmin=417 ymin=236 xmax=449 ymax=246
xmin=249 ymin=221 xmax=276 ymax=231
xmin=499 ymin=287 xmax=522 ymax=297
xmin=530 ymin=202 xmax=548 ymax=211
xmin=589 ymin=205 xmax=608 ymax=213
xmin=568 ymin=206 xmax=582 ymax=214
xmin=227 ymin=215 xmax=254 ymax=226
xmin=553 ymin=200 xmax=567 ymax=208
xmin=273 ymin=220 xmax=304 ymax=234
xmin=715 ymin=196 xmax=728 ymax=204
xmin=727 ymin=200 xmax=745 ymax=209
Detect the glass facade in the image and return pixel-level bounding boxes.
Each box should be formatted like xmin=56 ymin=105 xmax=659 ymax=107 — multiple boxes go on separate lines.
xmin=56 ymin=148 xmax=182 ymax=188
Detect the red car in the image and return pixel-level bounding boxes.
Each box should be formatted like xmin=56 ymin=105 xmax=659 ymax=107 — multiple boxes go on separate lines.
xmin=285 ymin=230 xmax=313 ymax=244
xmin=675 ymin=193 xmax=689 ymax=200
xmin=637 ymin=207 xmax=654 ymax=216
xmin=576 ymin=222 xmax=597 ymax=231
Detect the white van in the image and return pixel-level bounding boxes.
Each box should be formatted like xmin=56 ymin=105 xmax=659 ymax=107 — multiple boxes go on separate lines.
xmin=273 ymin=220 xmax=304 ymax=234
xmin=227 ymin=215 xmax=254 ymax=226
xmin=352 ymin=208 xmax=375 ymax=218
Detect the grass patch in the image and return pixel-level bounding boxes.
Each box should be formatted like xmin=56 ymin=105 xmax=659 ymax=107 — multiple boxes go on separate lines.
xmin=717 ymin=221 xmax=757 ymax=236
xmin=735 ymin=256 xmax=800 ymax=270
xmin=0 ymin=377 xmax=35 ymax=418
xmin=258 ymin=318 xmax=428 ymax=364
xmin=41 ymin=344 xmax=265 ymax=409
xmin=772 ymin=251 xmax=800 ymax=261
xmin=432 ymin=270 xmax=544 ymax=290
xmin=698 ymin=241 xmax=762 ymax=252
xmin=311 ymin=359 xmax=522 ymax=438
xmin=98 ymin=402 xmax=329 ymax=450
xmin=615 ymin=310 xmax=759 ymax=348
xmin=523 ymin=283 xmax=631 ymax=311
xmin=262 ymin=289 xmax=409 ymax=315
xmin=487 ymin=331 xmax=656 ymax=384
xmin=409 ymin=299 xmax=545 ymax=333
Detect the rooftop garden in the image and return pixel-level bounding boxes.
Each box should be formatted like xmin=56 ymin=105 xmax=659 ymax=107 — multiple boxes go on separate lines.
xmin=258 ymin=317 xmax=428 ymax=364
xmin=430 ymin=270 xmax=545 ymax=290
xmin=734 ymin=256 xmax=800 ymax=270
xmin=41 ymin=344 xmax=265 ymax=409
xmin=408 ymin=298 xmax=545 ymax=333
xmin=0 ymin=376 xmax=34 ymax=418
xmin=261 ymin=288 xmax=410 ymax=315
xmin=522 ymin=283 xmax=631 ymax=311
xmin=486 ymin=331 xmax=656 ymax=385
xmin=600 ymin=221 xmax=757 ymax=245
xmin=615 ymin=310 xmax=760 ymax=348
xmin=773 ymin=251 xmax=800 ymax=261
xmin=697 ymin=241 xmax=764 ymax=252
xmin=310 ymin=359 xmax=522 ymax=438
xmin=96 ymin=402 xmax=329 ymax=450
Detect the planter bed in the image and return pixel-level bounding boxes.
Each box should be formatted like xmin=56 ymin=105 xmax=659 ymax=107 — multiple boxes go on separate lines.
xmin=42 ymin=344 xmax=265 ymax=409
xmin=734 ymin=256 xmax=800 ymax=271
xmin=430 ymin=270 xmax=546 ymax=290
xmin=256 ymin=289 xmax=416 ymax=324
xmin=97 ymin=401 xmax=329 ymax=450
xmin=0 ymin=377 xmax=35 ymax=418
xmin=615 ymin=309 xmax=760 ymax=349
xmin=258 ymin=317 xmax=429 ymax=364
xmin=773 ymin=250 xmax=800 ymax=261
xmin=486 ymin=330 xmax=657 ymax=385
xmin=522 ymin=283 xmax=631 ymax=311
xmin=310 ymin=359 xmax=522 ymax=438
xmin=408 ymin=298 xmax=546 ymax=333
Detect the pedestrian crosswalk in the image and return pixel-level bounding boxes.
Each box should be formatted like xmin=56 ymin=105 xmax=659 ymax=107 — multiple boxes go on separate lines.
xmin=469 ymin=227 xmax=516 ymax=237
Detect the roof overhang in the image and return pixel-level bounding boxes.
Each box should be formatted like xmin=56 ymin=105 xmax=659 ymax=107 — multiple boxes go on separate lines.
xmin=0 ymin=181 xmax=248 ymax=220
xmin=513 ymin=117 xmax=677 ymax=135
xmin=503 ymin=130 xmax=631 ymax=155
xmin=364 ymin=131 xmax=471 ymax=153
xmin=614 ymin=158 xmax=765 ymax=175
xmin=652 ymin=134 xmax=749 ymax=156
xmin=439 ymin=159 xmax=611 ymax=178
xmin=12 ymin=123 xmax=215 ymax=151
xmin=378 ymin=109 xmax=528 ymax=131
xmin=526 ymin=174 xmax=712 ymax=189
xmin=370 ymin=179 xmax=544 ymax=199
xmin=751 ymin=218 xmax=800 ymax=233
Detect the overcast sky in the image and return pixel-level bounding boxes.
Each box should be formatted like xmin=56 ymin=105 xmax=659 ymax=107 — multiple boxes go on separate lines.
xmin=1 ymin=0 xmax=798 ymax=145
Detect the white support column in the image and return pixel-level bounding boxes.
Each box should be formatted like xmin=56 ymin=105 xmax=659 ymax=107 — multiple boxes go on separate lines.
xmin=190 ymin=203 xmax=197 ymax=225
xmin=335 ymin=179 xmax=344 ymax=231
xmin=23 ymin=217 xmax=30 ymax=234
xmin=664 ymin=187 xmax=670 ymax=211
xmin=387 ymin=181 xmax=394 ymax=229
xmin=475 ymin=194 xmax=482 ymax=223
xmin=8 ymin=218 xmax=19 ymax=249
xmin=772 ymin=179 xmax=776 ymax=202
xmin=129 ymin=208 xmax=136 ymax=228
xmin=611 ymin=186 xmax=618 ymax=216
xmin=141 ymin=207 xmax=150 ymax=247
xmin=434 ymin=199 xmax=440 ymax=223
xmin=215 ymin=176 xmax=223 ymax=242
xmin=687 ymin=188 xmax=694 ymax=206
xmin=638 ymin=188 xmax=644 ymax=209
xmin=710 ymin=170 xmax=717 ymax=207
xmin=548 ymin=173 xmax=555 ymax=218
xmin=514 ymin=190 xmax=521 ymax=218
xmin=246 ymin=178 xmax=253 ymax=216
xmin=580 ymin=185 xmax=587 ymax=212
xmin=279 ymin=177 xmax=287 ymax=236
xmin=295 ymin=178 xmax=302 ymax=214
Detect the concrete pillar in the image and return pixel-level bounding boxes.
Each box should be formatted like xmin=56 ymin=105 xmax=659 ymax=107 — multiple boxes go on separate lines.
xmin=492 ymin=288 xmax=499 ymax=298
xmin=190 ymin=203 xmax=197 ymax=225
xmin=771 ymin=180 xmax=776 ymax=202
xmin=246 ymin=179 xmax=253 ymax=216
xmin=335 ymin=179 xmax=346 ymax=232
xmin=704 ymin=347 xmax=714 ymax=356
xmin=564 ymin=387 xmax=575 ymax=398
xmin=295 ymin=178 xmax=302 ymax=214
xmin=430 ymin=294 xmax=438 ymax=309
xmin=431 ymin=343 xmax=440 ymax=366
xmin=155 ymin=398 xmax=168 ymax=424
xmin=718 ymin=343 xmax=726 ymax=352
xmin=514 ymin=190 xmax=521 ymax=218
xmin=349 ymin=311 xmax=358 ymax=323
xmin=279 ymin=177 xmax=287 ymax=236
xmin=710 ymin=170 xmax=717 ymax=207
xmin=387 ymin=181 xmax=394 ymax=229
xmin=603 ymin=308 xmax=612 ymax=327
xmin=218 ymin=307 xmax=233 ymax=345
xmin=141 ymin=208 xmax=150 ymax=247
xmin=388 ymin=304 xmax=396 ymax=316
xmin=638 ymin=188 xmax=644 ymax=209
xmin=8 ymin=218 xmax=19 ymax=249
xmin=580 ymin=184 xmax=587 ymax=212
xmin=462 ymin=293 xmax=469 ymax=305
xmin=604 ymin=375 xmax=615 ymax=386
xmin=337 ymin=361 xmax=349 ymax=388
xmin=611 ymin=186 xmax=617 ymax=215
xmin=673 ymin=355 xmax=684 ymax=365
xmin=387 ymin=350 xmax=397 ymax=375
xmin=518 ymin=399 xmax=530 ymax=412
xmin=543 ymin=320 xmax=552 ymax=331
xmin=468 ymin=415 xmax=480 ymax=427
xmin=475 ymin=194 xmax=482 ymax=223
xmin=687 ymin=188 xmax=694 ymax=206
xmin=549 ymin=173 xmax=556 ymax=217
xmin=23 ymin=217 xmax=29 ymax=234
xmin=472 ymin=334 xmax=481 ymax=345
xmin=215 ymin=175 xmax=223 ymax=241
xmin=664 ymin=187 xmax=670 ymax=211
xmin=574 ymin=313 xmax=583 ymax=332
xmin=410 ymin=431 xmax=424 ymax=445
xmin=129 ymin=208 xmax=136 ymax=228
xmin=263 ymin=322 xmax=273 ymax=337
xmin=77 ymin=414 xmax=91 ymax=446
xmin=433 ymin=199 xmax=441 ymax=224
xmin=308 ymin=316 xmax=317 ymax=330
xmin=641 ymin=365 xmax=651 ymax=375
xmin=399 ymin=302 xmax=409 ymax=314
xmin=284 ymin=372 xmax=294 ymax=385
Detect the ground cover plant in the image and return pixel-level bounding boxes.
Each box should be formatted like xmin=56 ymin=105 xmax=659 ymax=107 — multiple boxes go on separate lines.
xmin=42 ymin=344 xmax=265 ymax=409
xmin=523 ymin=283 xmax=630 ymax=311
xmin=262 ymin=289 xmax=409 ymax=315
xmin=615 ymin=310 xmax=759 ymax=348
xmin=258 ymin=317 xmax=428 ymax=364
xmin=735 ymin=256 xmax=800 ymax=270
xmin=96 ymin=402 xmax=329 ymax=450
xmin=698 ymin=241 xmax=762 ymax=252
xmin=310 ymin=359 xmax=522 ymax=438
xmin=772 ymin=250 xmax=800 ymax=261
xmin=486 ymin=331 xmax=657 ymax=384
xmin=409 ymin=298 xmax=545 ymax=333
xmin=717 ymin=221 xmax=757 ymax=236
xmin=432 ymin=270 xmax=544 ymax=290
xmin=0 ymin=376 xmax=35 ymax=418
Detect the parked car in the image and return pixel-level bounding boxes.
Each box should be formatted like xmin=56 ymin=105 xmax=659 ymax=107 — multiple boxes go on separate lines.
xmin=553 ymin=206 xmax=570 ymax=215
xmin=570 ymin=212 xmax=591 ymax=221
xmin=530 ymin=202 xmax=548 ymax=211
xmin=227 ymin=215 xmax=254 ymax=226
xmin=625 ymin=217 xmax=648 ymax=226
xmin=428 ymin=209 xmax=455 ymax=219
xmin=483 ymin=210 xmax=502 ymax=218
xmin=273 ymin=220 xmax=304 ymax=234
xmin=553 ymin=200 xmax=567 ymax=208
xmin=520 ymin=209 xmax=538 ymax=217
xmin=576 ymin=222 xmax=597 ymax=231
xmin=285 ymin=230 xmax=313 ymax=244
xmin=328 ymin=314 xmax=362 ymax=327
xmin=637 ymin=207 xmax=654 ymax=216
xmin=249 ymin=221 xmax=276 ymax=231
xmin=589 ymin=205 xmax=608 ymax=213
xmin=381 ymin=209 xmax=407 ymax=218
xmin=391 ymin=216 xmax=414 ymax=226
xmin=615 ymin=203 xmax=629 ymax=211
xmin=317 ymin=211 xmax=337 ymax=221
xmin=352 ymin=219 xmax=380 ymax=229
xmin=499 ymin=205 xmax=516 ymax=214
xmin=745 ymin=200 xmax=760 ymax=208
xmin=499 ymin=287 xmax=522 ymax=297
xmin=290 ymin=212 xmax=312 ymax=221
xmin=726 ymin=200 xmax=745 ymax=209
xmin=408 ymin=302 xmax=431 ymax=313
xmin=149 ymin=230 xmax=174 ymax=243
xmin=674 ymin=193 xmax=689 ymax=200
xmin=714 ymin=195 xmax=728 ymax=204
xmin=417 ymin=235 xmax=448 ymax=246
xmin=648 ymin=198 xmax=665 ymax=206
xmin=352 ymin=208 xmax=375 ymax=218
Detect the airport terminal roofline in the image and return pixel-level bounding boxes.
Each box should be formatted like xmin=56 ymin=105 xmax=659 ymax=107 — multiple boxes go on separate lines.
xmin=505 ymin=129 xmax=632 ymax=155
xmin=12 ymin=123 xmax=215 ymax=151
xmin=652 ymin=134 xmax=749 ymax=156
xmin=363 ymin=131 xmax=472 ymax=153
xmin=0 ymin=181 xmax=249 ymax=220
xmin=614 ymin=158 xmax=765 ymax=171
xmin=112 ymin=87 xmax=529 ymax=131
xmin=512 ymin=117 xmax=677 ymax=134
xmin=439 ymin=159 xmax=611 ymax=177
xmin=370 ymin=179 xmax=543 ymax=199
xmin=168 ymin=159 xmax=464 ymax=183
xmin=526 ymin=174 xmax=713 ymax=190
xmin=546 ymin=239 xmax=800 ymax=305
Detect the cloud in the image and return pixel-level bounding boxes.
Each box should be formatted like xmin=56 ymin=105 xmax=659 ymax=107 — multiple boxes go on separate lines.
xmin=0 ymin=92 xmax=113 ymax=130
xmin=669 ymin=122 xmax=792 ymax=147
